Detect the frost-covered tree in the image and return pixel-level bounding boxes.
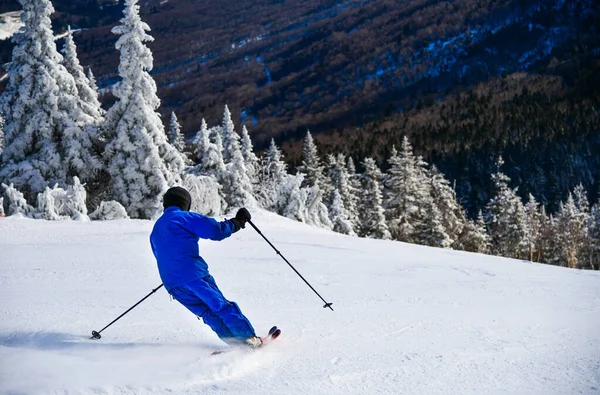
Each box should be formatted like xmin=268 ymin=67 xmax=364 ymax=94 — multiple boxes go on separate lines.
xmin=87 ymin=69 xmax=99 ymax=96
xmin=220 ymin=105 xmax=237 ymax=163
xmin=1 ymin=183 xmax=35 ymax=217
xmin=256 ymin=139 xmax=287 ymax=211
xmin=455 ymin=211 xmax=490 ymax=253
xmin=103 ymin=0 xmax=184 ymax=218
xmin=414 ymin=195 xmax=452 ymax=248
xmin=358 ymin=157 xmax=390 ymax=239
xmin=304 ymin=185 xmax=333 ymax=229
xmin=524 ymin=194 xmax=544 ymax=262
xmin=589 ymin=203 xmax=600 ymax=270
xmin=167 ymin=111 xmax=186 ymax=153
xmin=0 ymin=0 xmax=101 ymax=198
xmin=484 ymin=157 xmax=530 ymax=259
xmin=278 ymin=174 xmax=307 ymax=222
xmin=383 ymin=137 xmax=430 ymax=243
xmin=555 ymin=190 xmax=589 ymax=269
xmin=330 ymin=189 xmax=356 ymax=236
xmin=240 ymin=125 xmax=260 ymax=186
xmin=191 ymin=120 xmax=226 ymax=178
xmin=61 ymin=26 xmax=104 ymax=124
xmin=297 ymin=131 xmax=327 ymax=191
xmin=223 ymin=137 xmax=255 ymax=209
xmin=429 ymin=165 xmax=465 ymax=247
xmin=327 ymin=153 xmax=358 ymax=233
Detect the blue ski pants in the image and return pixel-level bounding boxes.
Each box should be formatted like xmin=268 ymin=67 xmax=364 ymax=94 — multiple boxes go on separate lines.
xmin=169 ymin=275 xmax=256 ymax=344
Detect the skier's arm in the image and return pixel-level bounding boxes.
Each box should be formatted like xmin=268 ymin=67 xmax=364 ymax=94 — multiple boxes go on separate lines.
xmin=188 ymin=213 xmax=238 ymax=241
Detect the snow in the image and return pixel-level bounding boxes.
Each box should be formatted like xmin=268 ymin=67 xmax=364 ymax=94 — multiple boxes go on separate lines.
xmin=1 ymin=210 xmax=599 ymax=394
xmin=0 ymin=11 xmax=23 ymax=41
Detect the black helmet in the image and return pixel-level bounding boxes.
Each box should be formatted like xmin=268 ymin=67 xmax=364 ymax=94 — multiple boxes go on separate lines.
xmin=163 ymin=186 xmax=191 ymax=211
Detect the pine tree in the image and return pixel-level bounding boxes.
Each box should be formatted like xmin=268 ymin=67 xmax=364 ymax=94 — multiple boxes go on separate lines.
xmin=297 ymin=130 xmax=327 ymax=191
xmin=61 ymin=26 xmax=104 ymax=124
xmin=555 ymin=193 xmax=588 ymax=268
xmin=455 ymin=211 xmax=490 ymax=253
xmin=414 ymin=195 xmax=452 ymax=248
xmin=240 ymin=125 xmax=260 ymax=186
xmin=0 ymin=0 xmax=100 ymax=198
xmin=167 ymin=111 xmax=186 ymax=153
xmin=304 ymin=184 xmax=333 ymax=229
xmin=191 ymin=119 xmax=222 ymax=174
xmin=103 ymin=0 xmax=184 ymax=218
xmin=330 ymin=189 xmax=356 ymax=236
xmin=358 ymin=157 xmax=390 ymax=239
xmin=223 ymin=138 xmax=255 ymax=209
xmin=220 ymin=105 xmax=237 ymax=163
xmin=327 ymin=153 xmax=358 ymax=234
xmin=87 ymin=69 xmax=99 ymax=96
xmin=484 ymin=157 xmax=530 ymax=259
xmin=278 ymin=174 xmax=307 ymax=222
xmin=588 ymin=203 xmax=600 ymax=270
xmin=429 ymin=165 xmax=465 ymax=247
xmin=383 ymin=137 xmax=430 ymax=243
xmin=256 ymin=139 xmax=287 ymax=211
xmin=524 ymin=194 xmax=544 ymax=262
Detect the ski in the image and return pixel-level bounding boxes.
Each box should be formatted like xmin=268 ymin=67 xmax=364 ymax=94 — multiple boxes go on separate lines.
xmin=210 ymin=326 xmax=281 ymax=356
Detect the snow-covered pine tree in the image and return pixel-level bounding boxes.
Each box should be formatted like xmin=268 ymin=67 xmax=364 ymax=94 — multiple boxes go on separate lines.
xmin=191 ymin=119 xmax=222 ymax=174
xmin=329 ymin=189 xmax=356 ymax=236
xmin=278 ymin=174 xmax=307 ymax=222
xmin=345 ymin=156 xmax=361 ymax=230
xmin=87 ymin=69 xmax=99 ymax=96
xmin=304 ymin=184 xmax=333 ymax=229
xmin=327 ymin=153 xmax=358 ymax=234
xmin=223 ymin=135 xmax=255 ymax=209
xmin=103 ymin=0 xmax=184 ymax=218
xmin=1 ymin=183 xmax=35 ymax=217
xmin=429 ymin=165 xmax=465 ymax=247
xmin=0 ymin=0 xmax=101 ymax=199
xmin=383 ymin=137 xmax=430 ymax=243
xmin=220 ymin=105 xmax=237 ymax=163
xmin=61 ymin=26 xmax=104 ymax=124
xmin=256 ymin=139 xmax=287 ymax=211
xmin=297 ymin=131 xmax=328 ymax=191
xmin=524 ymin=194 xmax=544 ymax=262
xmin=588 ymin=203 xmax=600 ymax=270
xmin=240 ymin=125 xmax=260 ymax=187
xmin=555 ymin=193 xmax=588 ymax=268
xmin=538 ymin=211 xmax=562 ymax=266
xmin=455 ymin=211 xmax=490 ymax=253
xmin=572 ymin=184 xmax=594 ymax=269
xmin=167 ymin=112 xmax=186 ymax=153
xmin=484 ymin=157 xmax=530 ymax=259
xmin=358 ymin=157 xmax=390 ymax=239
xmin=414 ymin=194 xmax=452 ymax=248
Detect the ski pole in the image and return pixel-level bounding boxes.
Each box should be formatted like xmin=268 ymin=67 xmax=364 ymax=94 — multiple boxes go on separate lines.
xmin=91 ymin=283 xmax=164 ymax=339
xmin=248 ymin=220 xmax=334 ymax=311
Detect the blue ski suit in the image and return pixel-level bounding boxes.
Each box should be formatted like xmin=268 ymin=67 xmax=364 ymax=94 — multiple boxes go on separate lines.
xmin=150 ymin=206 xmax=256 ymax=344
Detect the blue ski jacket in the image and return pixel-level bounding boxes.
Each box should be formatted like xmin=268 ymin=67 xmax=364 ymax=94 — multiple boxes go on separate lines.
xmin=150 ymin=206 xmax=237 ymax=291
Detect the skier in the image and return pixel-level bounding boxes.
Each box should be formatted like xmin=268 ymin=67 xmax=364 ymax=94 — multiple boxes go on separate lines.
xmin=150 ymin=186 xmax=263 ymax=348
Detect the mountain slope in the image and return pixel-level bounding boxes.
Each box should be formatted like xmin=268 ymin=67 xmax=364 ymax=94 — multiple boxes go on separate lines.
xmin=1 ymin=211 xmax=598 ymax=394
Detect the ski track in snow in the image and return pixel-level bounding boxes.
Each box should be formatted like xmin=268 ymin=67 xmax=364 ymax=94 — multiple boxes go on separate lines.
xmin=0 ymin=211 xmax=599 ymax=394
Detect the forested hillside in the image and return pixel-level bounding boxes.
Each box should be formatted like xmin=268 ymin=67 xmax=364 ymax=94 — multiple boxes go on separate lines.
xmin=1 ymin=0 xmax=598 ymax=214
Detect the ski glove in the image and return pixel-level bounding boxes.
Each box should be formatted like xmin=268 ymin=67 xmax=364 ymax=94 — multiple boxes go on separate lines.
xmin=235 ymin=208 xmax=252 ymax=229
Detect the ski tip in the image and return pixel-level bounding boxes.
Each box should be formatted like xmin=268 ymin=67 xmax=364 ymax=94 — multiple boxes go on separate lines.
xmin=268 ymin=326 xmax=278 ymax=336
xmin=270 ymin=328 xmax=282 ymax=340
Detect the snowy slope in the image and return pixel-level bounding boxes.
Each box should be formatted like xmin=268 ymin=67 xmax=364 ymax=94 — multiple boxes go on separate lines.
xmin=0 ymin=210 xmax=599 ymax=394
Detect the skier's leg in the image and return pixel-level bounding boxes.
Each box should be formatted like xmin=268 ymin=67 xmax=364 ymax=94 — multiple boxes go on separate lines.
xmin=190 ymin=275 xmax=256 ymax=342
xmin=169 ymin=282 xmax=235 ymax=340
